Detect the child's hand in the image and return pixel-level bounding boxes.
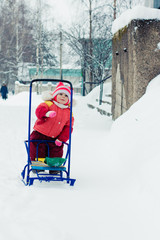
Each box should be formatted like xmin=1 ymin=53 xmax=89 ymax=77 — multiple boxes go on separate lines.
xmin=55 ymin=139 xmax=62 ymax=146
xmin=45 ymin=111 xmax=56 ymax=118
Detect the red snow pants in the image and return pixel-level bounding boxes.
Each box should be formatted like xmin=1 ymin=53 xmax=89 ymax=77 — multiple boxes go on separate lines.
xmin=30 ymin=130 xmax=63 ymax=161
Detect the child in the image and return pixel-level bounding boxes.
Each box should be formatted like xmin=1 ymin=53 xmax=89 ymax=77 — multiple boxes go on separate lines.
xmin=30 ymin=82 xmax=74 ymax=162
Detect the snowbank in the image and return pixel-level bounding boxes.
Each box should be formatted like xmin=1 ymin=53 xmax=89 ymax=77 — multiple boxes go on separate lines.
xmin=107 ymin=74 xmax=160 ymax=185
xmin=85 ymin=81 xmax=112 ymax=114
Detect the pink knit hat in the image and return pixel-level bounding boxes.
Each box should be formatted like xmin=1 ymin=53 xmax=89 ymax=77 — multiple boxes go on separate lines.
xmin=52 ymin=82 xmax=71 ymax=104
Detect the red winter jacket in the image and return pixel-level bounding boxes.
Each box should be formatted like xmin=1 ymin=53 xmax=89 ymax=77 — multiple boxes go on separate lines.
xmin=33 ymin=101 xmax=74 ymax=142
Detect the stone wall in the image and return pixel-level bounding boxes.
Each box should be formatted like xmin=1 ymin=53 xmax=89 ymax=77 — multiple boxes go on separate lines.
xmin=112 ymin=19 xmax=160 ymax=119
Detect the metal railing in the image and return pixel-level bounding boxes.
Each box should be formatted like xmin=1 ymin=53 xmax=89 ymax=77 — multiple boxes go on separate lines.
xmin=82 ymin=75 xmax=112 ymax=105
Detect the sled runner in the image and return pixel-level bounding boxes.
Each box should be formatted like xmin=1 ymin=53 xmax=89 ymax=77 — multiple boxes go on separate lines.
xmin=21 ymin=79 xmax=76 ymax=186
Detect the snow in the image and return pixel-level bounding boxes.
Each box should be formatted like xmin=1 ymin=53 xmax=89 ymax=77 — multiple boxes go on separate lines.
xmin=155 ymin=42 xmax=160 ymax=51
xmin=112 ymin=6 xmax=160 ymax=34
xmin=84 ymin=81 xmax=112 ymax=113
xmin=0 ymin=73 xmax=160 ymax=239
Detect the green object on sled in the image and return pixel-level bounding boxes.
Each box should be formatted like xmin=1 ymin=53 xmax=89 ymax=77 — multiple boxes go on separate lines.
xmin=44 ymin=157 xmax=66 ymax=167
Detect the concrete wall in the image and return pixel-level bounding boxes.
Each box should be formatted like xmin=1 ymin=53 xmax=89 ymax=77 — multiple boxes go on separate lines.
xmin=112 ymin=19 xmax=160 ymax=119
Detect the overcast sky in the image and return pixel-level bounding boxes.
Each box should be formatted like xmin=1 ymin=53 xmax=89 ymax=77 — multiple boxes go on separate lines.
xmin=39 ymin=0 xmax=81 ymax=29
xmin=46 ymin=0 xmax=74 ymax=25
xmin=28 ymin=0 xmax=147 ymax=30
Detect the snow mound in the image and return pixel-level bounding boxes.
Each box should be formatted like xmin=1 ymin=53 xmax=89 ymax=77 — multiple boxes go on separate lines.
xmin=107 ymin=74 xmax=160 ymax=190
xmin=112 ymin=6 xmax=160 ymax=34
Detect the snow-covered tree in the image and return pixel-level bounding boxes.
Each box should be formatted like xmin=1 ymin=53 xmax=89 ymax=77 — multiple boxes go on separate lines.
xmin=0 ymin=1 xmax=37 ymax=89
xmin=64 ymin=0 xmax=113 ymax=93
xmin=0 ymin=0 xmax=58 ymax=90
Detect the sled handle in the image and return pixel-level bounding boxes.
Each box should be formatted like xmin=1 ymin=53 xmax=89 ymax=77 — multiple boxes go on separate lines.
xmin=27 ymin=79 xmax=73 ymax=179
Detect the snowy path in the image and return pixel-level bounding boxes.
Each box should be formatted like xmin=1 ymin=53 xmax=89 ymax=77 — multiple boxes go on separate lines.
xmin=1 ymin=83 xmax=160 ymax=240
xmin=0 ymin=94 xmax=113 ymax=240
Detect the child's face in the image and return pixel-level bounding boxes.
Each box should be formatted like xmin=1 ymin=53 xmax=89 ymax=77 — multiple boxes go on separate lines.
xmin=56 ymin=93 xmax=69 ymax=104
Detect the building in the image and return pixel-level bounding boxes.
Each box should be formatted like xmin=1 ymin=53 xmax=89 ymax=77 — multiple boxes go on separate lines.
xmin=28 ymin=67 xmax=82 ymax=86
xmin=18 ymin=63 xmax=82 ymax=86
xmin=145 ymin=0 xmax=160 ymax=8
xmin=15 ymin=66 xmax=82 ymax=95
xmin=79 ymin=38 xmax=112 ymax=95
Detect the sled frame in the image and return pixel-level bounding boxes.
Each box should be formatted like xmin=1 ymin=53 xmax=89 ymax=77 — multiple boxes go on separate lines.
xmin=21 ymin=79 xmax=76 ymax=186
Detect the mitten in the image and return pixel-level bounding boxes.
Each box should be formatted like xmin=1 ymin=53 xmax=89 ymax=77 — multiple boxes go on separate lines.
xmin=55 ymin=139 xmax=62 ymax=146
xmin=45 ymin=111 xmax=56 ymax=118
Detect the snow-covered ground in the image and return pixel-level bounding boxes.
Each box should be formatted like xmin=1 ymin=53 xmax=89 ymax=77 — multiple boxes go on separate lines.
xmin=0 ymin=73 xmax=160 ymax=240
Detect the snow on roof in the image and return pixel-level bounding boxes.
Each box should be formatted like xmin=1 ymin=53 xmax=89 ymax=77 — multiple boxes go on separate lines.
xmin=112 ymin=6 xmax=160 ymax=35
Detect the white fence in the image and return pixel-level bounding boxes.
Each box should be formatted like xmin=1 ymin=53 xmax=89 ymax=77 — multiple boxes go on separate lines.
xmin=15 ymin=81 xmax=82 ymax=95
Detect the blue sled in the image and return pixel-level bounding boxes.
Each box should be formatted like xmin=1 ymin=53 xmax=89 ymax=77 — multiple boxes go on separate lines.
xmin=21 ymin=79 xmax=76 ymax=186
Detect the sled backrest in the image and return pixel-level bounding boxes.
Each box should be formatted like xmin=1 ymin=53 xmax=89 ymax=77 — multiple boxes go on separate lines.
xmin=27 ymin=79 xmax=73 ymax=176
